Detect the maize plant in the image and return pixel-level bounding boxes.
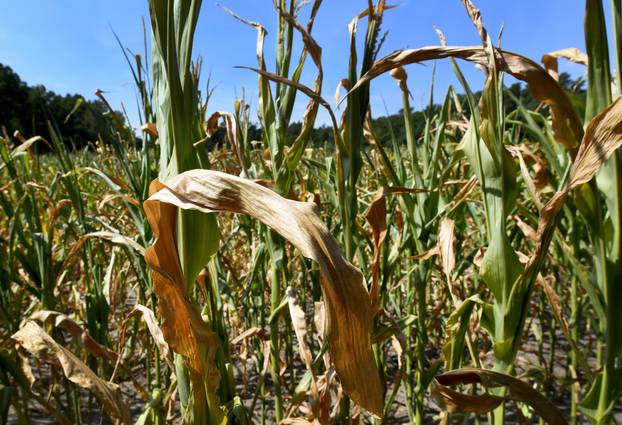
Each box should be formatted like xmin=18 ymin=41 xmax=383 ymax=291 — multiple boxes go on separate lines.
xmin=4 ymin=0 xmax=622 ymax=424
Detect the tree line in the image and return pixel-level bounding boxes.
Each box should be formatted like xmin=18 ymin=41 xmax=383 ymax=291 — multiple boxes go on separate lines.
xmin=0 ymin=63 xmax=119 ymax=149
xmin=1 ymin=62 xmax=584 ymax=151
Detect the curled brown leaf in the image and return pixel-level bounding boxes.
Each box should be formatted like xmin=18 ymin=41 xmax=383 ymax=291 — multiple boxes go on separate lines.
xmin=143 ymin=179 xmax=220 ymax=393
xmin=432 ymin=368 xmax=566 ymax=424
xmin=145 ymin=170 xmax=384 ymax=417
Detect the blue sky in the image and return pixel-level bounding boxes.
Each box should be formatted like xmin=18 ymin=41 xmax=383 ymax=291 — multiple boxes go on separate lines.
xmin=1 ymin=1 xmax=596 ymax=128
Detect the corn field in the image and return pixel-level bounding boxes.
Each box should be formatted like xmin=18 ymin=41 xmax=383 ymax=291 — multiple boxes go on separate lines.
xmin=2 ymin=0 xmax=622 ymax=423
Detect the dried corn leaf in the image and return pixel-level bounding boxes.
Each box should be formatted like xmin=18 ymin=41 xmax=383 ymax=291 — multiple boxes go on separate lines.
xmin=280 ymin=419 xmax=314 ymax=425
xmin=541 ymin=48 xmax=588 ymax=80
xmin=356 ymin=3 xmax=396 ymax=19
xmin=537 ymin=276 xmax=591 ymax=377
xmin=431 ymin=378 xmax=502 ymax=415
xmin=129 ymin=304 xmax=170 ymax=360
xmin=503 ymin=97 xmax=622 ymax=376
xmin=568 ymin=97 xmax=622 ymax=189
xmin=543 ymin=48 xmax=588 ymax=65
xmin=230 ymin=327 xmax=264 ymax=345
xmin=432 ymin=368 xmax=566 ymax=424
xmin=145 ymin=170 xmax=383 ymax=417
xmin=235 ymin=66 xmax=331 ymax=113
xmin=314 ymin=301 xmax=326 ymax=346
xmin=365 ymin=187 xmax=431 ymax=308
xmin=29 ymin=310 xmax=118 ymax=362
xmin=513 ymin=215 xmax=539 ymax=242
xmin=410 ymin=247 xmax=440 ymax=262
xmin=12 ymin=322 xmax=131 ymax=425
xmin=348 ymin=45 xmax=582 ymax=153
xmin=461 ymin=0 xmax=488 ymax=47
xmin=286 ymin=287 xmax=320 ymax=415
xmin=82 ymin=167 xmax=131 ymax=193
xmin=104 ymin=304 xmax=168 ymax=402
xmin=83 ymin=231 xmax=145 ymax=255
xmin=438 ymin=218 xmax=456 ymax=281
xmin=334 ymin=78 xmax=351 ymax=104
xmin=64 ymin=231 xmax=145 ymax=271
xmin=365 ymin=189 xmax=388 ymax=309
xmin=531 ymin=96 xmax=622 ymax=257
xmin=286 ymin=287 xmax=314 ymax=370
xmin=222 ymin=8 xmax=266 ymax=67
xmin=98 ymin=194 xmax=142 ymax=209
xmin=143 ymin=180 xmax=220 ymax=391
xmin=206 ymin=111 xmax=246 ymax=176
xmin=141 ymin=122 xmax=159 ymax=138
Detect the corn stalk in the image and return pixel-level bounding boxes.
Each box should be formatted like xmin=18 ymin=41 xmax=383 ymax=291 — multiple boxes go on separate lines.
xmin=148 ymin=0 xmax=221 ymax=422
xmin=579 ymin=1 xmax=622 ymax=422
